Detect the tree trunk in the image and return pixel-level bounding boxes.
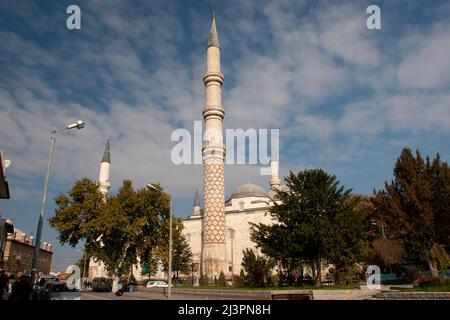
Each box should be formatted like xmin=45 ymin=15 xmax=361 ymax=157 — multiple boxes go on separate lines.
xmin=428 ymin=259 xmax=439 ymax=278
xmin=311 ymin=263 xmax=316 ymax=280
xmin=315 ymin=257 xmax=322 ymax=286
xmin=112 ymin=276 xmax=119 ymax=293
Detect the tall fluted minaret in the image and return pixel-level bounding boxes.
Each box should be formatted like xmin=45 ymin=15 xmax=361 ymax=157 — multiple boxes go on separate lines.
xmin=202 ymin=11 xmax=227 ymax=277
xmin=98 ymin=137 xmax=111 ymax=197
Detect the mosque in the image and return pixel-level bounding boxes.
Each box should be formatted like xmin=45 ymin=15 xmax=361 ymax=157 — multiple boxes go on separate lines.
xmin=89 ymin=13 xmax=285 ymax=283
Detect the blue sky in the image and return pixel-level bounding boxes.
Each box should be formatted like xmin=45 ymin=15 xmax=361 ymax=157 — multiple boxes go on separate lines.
xmin=1 ymin=0 xmax=450 ymax=271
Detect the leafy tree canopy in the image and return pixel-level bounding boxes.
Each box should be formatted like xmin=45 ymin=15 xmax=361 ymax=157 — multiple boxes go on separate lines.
xmin=49 ymin=178 xmax=170 ymax=278
xmin=372 ymin=148 xmax=450 ymax=276
xmin=251 ymin=169 xmax=365 ymax=285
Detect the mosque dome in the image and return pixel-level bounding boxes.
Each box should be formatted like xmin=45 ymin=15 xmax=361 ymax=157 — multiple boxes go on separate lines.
xmin=229 ymin=183 xmax=268 ymax=200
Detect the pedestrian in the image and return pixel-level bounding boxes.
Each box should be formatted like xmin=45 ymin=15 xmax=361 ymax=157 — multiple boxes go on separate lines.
xmin=0 ymin=269 xmax=9 ymax=301
xmin=9 ymin=274 xmax=33 ymax=301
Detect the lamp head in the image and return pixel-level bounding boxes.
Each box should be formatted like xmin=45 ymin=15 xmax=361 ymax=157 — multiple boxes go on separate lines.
xmin=146 ymin=183 xmax=159 ymax=191
xmin=67 ymin=120 xmax=85 ymax=130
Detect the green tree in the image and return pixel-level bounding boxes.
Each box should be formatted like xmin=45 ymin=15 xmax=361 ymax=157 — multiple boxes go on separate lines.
xmin=241 ymin=249 xmax=274 ymax=287
xmin=152 ymin=217 xmax=192 ymax=279
xmin=251 ymin=169 xmax=364 ymax=286
xmin=49 ymin=178 xmax=168 ymax=287
xmin=372 ymin=148 xmax=450 ymax=277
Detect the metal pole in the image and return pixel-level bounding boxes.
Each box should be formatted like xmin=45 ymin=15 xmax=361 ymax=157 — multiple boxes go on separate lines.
xmin=168 ymin=205 xmax=172 ymax=299
xmin=229 ymin=229 xmax=234 ymax=275
xmin=31 ymin=129 xmax=57 ymax=281
xmin=83 ymin=253 xmax=87 ymax=288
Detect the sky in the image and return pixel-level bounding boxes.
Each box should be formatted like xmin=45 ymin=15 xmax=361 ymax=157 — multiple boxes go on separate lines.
xmin=1 ymin=0 xmax=450 ymax=271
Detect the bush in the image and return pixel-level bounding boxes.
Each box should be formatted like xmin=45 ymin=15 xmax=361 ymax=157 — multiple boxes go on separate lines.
xmin=232 ymin=269 xmax=246 ymax=287
xmin=199 ymin=274 xmax=209 ymax=287
xmin=403 ymin=269 xmax=421 ymax=285
xmin=271 ymin=273 xmax=280 ymax=287
xmin=217 ymin=271 xmax=226 ymax=287
xmin=241 ymin=249 xmax=275 ymax=287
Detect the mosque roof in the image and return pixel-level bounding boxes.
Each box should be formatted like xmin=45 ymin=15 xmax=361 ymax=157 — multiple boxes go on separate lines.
xmin=229 ymin=183 xmax=269 ymax=200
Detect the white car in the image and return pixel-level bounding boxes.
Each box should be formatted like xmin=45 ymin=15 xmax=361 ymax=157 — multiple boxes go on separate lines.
xmin=146 ymin=280 xmax=171 ymax=288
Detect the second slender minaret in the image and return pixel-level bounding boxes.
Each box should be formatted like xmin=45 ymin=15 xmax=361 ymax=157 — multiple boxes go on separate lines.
xmin=193 ymin=189 xmax=201 ymax=216
xmin=98 ymin=137 xmax=111 ymax=197
xmin=270 ymin=153 xmax=281 ymax=190
xmin=202 ymin=12 xmax=227 ymax=277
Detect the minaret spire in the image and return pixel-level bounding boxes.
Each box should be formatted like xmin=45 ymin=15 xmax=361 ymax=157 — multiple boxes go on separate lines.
xmin=193 ymin=188 xmax=201 ymax=216
xmin=194 ymin=188 xmax=200 ymax=207
xmin=98 ymin=136 xmax=111 ymax=197
xmin=208 ymin=10 xmax=220 ymax=48
xmin=101 ymin=136 xmax=111 ymax=164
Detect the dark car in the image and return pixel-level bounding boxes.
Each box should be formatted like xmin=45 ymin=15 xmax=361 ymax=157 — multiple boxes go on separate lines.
xmin=92 ymin=277 xmax=112 ymax=292
xmin=33 ymin=275 xmax=59 ymax=300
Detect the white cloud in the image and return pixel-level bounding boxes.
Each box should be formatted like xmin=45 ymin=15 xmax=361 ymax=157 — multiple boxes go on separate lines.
xmin=338 ymin=101 xmax=385 ymax=135
xmin=397 ymin=22 xmax=450 ymax=89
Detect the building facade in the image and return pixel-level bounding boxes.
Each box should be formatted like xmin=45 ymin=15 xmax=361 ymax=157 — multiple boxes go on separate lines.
xmin=2 ymin=228 xmax=53 ymax=275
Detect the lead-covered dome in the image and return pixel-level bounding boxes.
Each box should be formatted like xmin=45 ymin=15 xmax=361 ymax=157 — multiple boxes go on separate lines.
xmin=230 ymin=183 xmax=268 ymax=199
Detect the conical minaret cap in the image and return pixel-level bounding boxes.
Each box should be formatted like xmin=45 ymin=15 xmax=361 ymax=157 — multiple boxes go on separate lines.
xmin=101 ymin=138 xmax=111 ymax=164
xmin=208 ymin=10 xmax=220 ymax=48
xmin=194 ymin=188 xmax=200 ymax=207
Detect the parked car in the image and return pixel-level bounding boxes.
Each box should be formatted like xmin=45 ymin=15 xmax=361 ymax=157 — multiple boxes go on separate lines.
xmin=146 ymin=280 xmax=172 ymax=288
xmin=40 ymin=282 xmax=80 ymax=300
xmin=92 ymin=277 xmax=112 ymax=292
xmin=33 ymin=275 xmax=59 ymax=300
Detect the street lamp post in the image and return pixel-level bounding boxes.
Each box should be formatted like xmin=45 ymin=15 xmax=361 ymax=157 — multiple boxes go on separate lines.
xmin=83 ymin=253 xmax=87 ymax=282
xmin=228 ymin=228 xmax=235 ymax=275
xmin=31 ymin=120 xmax=85 ymax=282
xmin=372 ymin=221 xmax=386 ymax=239
xmin=147 ymin=183 xmax=172 ymax=299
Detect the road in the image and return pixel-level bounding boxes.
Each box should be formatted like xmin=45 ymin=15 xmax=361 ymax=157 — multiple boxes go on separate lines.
xmin=81 ymin=289 xmax=205 ymax=300
xmin=81 ymin=291 xmax=156 ymax=300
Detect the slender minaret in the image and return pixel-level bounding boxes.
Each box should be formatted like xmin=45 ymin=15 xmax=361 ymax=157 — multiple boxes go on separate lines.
xmin=89 ymin=136 xmax=111 ymax=281
xmin=202 ymin=11 xmax=227 ymax=277
xmin=270 ymin=153 xmax=281 ymax=190
xmin=193 ymin=189 xmax=201 ymax=216
xmin=98 ymin=137 xmax=111 ymax=197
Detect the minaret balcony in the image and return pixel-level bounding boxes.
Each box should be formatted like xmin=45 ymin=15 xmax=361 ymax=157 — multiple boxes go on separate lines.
xmin=202 ymin=107 xmax=225 ymax=121
xmin=203 ymin=72 xmax=224 ymax=86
